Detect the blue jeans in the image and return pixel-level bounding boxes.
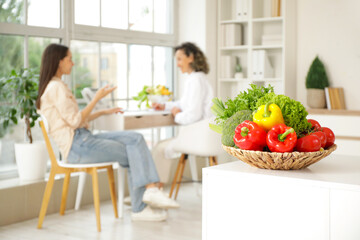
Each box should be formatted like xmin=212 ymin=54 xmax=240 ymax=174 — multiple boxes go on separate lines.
xmin=67 ymin=128 xmax=160 ymax=212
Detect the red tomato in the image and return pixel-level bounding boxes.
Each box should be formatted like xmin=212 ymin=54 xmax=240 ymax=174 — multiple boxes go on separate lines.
xmin=296 ymin=134 xmax=321 ymax=152
xmin=320 ymin=127 xmax=335 ymax=148
xmin=312 ymin=131 xmax=327 ymax=148
xmin=307 ymin=119 xmax=321 ymax=131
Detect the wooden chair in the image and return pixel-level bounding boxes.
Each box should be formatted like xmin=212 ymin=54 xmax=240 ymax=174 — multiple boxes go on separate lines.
xmin=37 ymin=117 xmax=118 ymax=232
xmin=169 ymin=119 xmax=224 ymax=200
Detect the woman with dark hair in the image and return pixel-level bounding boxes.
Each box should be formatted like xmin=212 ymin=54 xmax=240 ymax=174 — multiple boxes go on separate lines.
xmin=152 ymin=42 xmax=214 ymax=183
xmin=153 ymin=42 xmax=213 ymax=125
xmin=37 ymin=43 xmax=179 ymax=222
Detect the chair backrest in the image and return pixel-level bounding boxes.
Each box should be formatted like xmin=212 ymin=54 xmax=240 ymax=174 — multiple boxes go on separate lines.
xmin=172 ymin=118 xmax=223 ymax=157
xmin=39 ymin=115 xmax=60 ymax=169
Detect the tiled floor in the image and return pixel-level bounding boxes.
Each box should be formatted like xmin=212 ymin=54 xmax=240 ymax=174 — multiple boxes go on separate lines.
xmin=0 ymin=183 xmax=202 ymax=240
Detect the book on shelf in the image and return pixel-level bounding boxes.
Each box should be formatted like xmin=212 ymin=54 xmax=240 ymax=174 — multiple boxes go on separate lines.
xmin=220 ymin=55 xmax=235 ymax=78
xmin=261 ymin=34 xmax=282 ymax=45
xmin=223 ymin=23 xmax=242 ymax=47
xmin=271 ymin=0 xmax=281 ymax=17
xmin=252 ymin=50 xmax=274 ymax=80
xmin=235 ymin=0 xmax=249 ymax=20
xmin=324 ymin=87 xmax=346 ymax=110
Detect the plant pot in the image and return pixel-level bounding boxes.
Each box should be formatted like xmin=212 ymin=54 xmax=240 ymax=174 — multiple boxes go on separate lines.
xmin=234 ymin=72 xmax=244 ymax=79
xmin=307 ymin=88 xmax=326 ymax=109
xmin=15 ymin=141 xmax=48 ymax=183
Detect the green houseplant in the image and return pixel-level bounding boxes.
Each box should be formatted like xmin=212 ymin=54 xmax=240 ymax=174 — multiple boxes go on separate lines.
xmin=0 ymin=68 xmax=47 ymax=182
xmin=0 ymin=68 xmax=40 ymax=142
xmin=234 ymin=57 xmax=244 ymax=79
xmin=305 ymin=56 xmax=329 ymax=109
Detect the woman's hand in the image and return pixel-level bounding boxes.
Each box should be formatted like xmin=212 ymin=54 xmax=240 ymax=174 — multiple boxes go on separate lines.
xmin=103 ymin=107 xmax=124 ymax=115
xmin=94 ymin=85 xmax=117 ymax=102
xmin=152 ymin=103 xmax=165 ymax=111
xmin=171 ymin=107 xmax=181 ymax=117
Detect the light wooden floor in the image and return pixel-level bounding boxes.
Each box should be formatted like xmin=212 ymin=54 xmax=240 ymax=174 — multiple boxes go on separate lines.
xmin=0 ymin=183 xmax=202 ymax=240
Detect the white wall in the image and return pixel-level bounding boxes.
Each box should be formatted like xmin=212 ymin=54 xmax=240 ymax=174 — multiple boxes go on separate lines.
xmin=296 ymin=0 xmax=360 ymax=110
xmin=176 ymin=0 xmax=217 ymax=96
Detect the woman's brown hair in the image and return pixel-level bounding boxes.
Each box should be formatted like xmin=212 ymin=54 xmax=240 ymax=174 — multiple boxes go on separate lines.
xmin=36 ymin=43 xmax=69 ymax=109
xmin=175 ymin=42 xmax=209 ymax=74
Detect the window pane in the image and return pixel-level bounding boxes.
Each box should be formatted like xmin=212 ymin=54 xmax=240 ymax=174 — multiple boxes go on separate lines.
xmin=28 ymin=0 xmax=60 ymax=28
xmin=0 ymin=35 xmax=24 ymax=77
xmin=129 ymin=44 xmax=152 ymax=109
xmin=70 ymin=40 xmax=99 ymax=99
xmin=100 ymin=42 xmax=127 ymax=103
xmin=0 ymin=0 xmax=24 ymax=24
xmin=75 ymin=0 xmax=100 ymax=26
xmin=154 ymin=0 xmax=171 ymax=34
xmin=129 ymin=0 xmax=153 ymax=32
xmin=101 ymin=0 xmax=127 ymax=29
xmin=28 ymin=37 xmax=60 ymax=71
xmin=154 ymin=46 xmax=173 ymax=90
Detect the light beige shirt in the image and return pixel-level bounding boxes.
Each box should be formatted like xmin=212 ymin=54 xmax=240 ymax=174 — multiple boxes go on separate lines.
xmin=38 ymin=77 xmax=85 ymax=160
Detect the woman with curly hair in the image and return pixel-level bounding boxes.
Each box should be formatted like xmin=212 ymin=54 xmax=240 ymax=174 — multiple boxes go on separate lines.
xmin=152 ymin=42 xmax=214 ymax=183
xmin=153 ymin=42 xmax=213 ymax=124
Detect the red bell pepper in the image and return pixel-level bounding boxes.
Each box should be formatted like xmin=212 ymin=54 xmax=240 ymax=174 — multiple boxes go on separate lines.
xmin=233 ymin=120 xmax=267 ymax=151
xmin=320 ymin=127 xmax=335 ymax=148
xmin=266 ymin=124 xmax=297 ymax=153
xmin=296 ymin=134 xmax=321 ymax=152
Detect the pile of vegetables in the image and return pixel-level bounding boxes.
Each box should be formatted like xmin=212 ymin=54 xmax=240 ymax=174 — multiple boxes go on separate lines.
xmin=210 ymin=84 xmax=335 ymax=153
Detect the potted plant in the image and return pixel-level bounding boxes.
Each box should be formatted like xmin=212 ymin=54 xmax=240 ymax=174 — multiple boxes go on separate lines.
xmin=133 ymin=85 xmax=172 ymax=109
xmin=234 ymin=57 xmax=244 ymax=79
xmin=0 ymin=68 xmax=47 ymax=182
xmin=305 ymin=56 xmax=329 ymax=108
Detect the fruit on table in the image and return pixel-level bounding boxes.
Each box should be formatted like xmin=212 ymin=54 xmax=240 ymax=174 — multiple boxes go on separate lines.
xmin=233 ymin=120 xmax=267 ymax=151
xmin=296 ymin=134 xmax=321 ymax=152
xmin=266 ymin=124 xmax=297 ymax=153
xmin=253 ymin=103 xmax=285 ymax=132
xmin=320 ymin=127 xmax=335 ymax=148
xmin=312 ymin=131 xmax=327 ymax=148
xmin=307 ymin=119 xmax=321 ymax=131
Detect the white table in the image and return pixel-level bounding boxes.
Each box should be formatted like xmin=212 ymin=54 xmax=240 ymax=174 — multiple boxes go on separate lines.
xmin=123 ymin=110 xmax=176 ymax=130
xmin=202 ymin=154 xmax=360 ymax=240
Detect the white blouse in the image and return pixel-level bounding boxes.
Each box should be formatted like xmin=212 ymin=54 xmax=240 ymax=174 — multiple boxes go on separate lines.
xmin=164 ymin=71 xmax=214 ymax=125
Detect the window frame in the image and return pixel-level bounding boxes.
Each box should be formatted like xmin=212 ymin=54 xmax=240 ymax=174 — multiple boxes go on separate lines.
xmin=0 ymin=0 xmax=177 ymax=180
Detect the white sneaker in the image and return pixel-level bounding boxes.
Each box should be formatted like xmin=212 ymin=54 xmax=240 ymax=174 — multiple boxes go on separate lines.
xmin=143 ymin=188 xmax=180 ymax=209
xmin=131 ymin=205 xmax=167 ymax=222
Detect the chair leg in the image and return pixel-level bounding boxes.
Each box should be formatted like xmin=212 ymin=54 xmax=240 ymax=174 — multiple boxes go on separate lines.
xmin=75 ymin=172 xmax=87 ymax=210
xmin=117 ymin=166 xmax=125 ymax=218
xmin=107 ymin=166 xmax=118 ymax=218
xmin=213 ymin=156 xmax=218 ymax=165
xmin=37 ymin=170 xmax=56 ymax=229
xmin=169 ymin=154 xmax=186 ymax=198
xmin=174 ymin=156 xmax=187 ymax=200
xmin=209 ymin=156 xmax=214 ymax=166
xmin=60 ymin=171 xmax=71 ymax=215
xmin=91 ymin=168 xmax=101 ymax=232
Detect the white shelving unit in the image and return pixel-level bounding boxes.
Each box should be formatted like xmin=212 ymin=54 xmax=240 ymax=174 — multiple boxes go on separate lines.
xmin=217 ymin=0 xmax=296 ymax=100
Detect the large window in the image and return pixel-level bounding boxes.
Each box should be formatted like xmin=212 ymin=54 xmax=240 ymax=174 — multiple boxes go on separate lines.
xmin=0 ymin=0 xmax=175 ymax=179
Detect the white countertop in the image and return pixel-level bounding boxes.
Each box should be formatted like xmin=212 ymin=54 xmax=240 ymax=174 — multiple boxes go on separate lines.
xmin=205 ymin=154 xmax=360 ymax=191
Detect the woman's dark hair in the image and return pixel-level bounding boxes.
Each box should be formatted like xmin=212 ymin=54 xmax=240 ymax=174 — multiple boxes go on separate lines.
xmin=175 ymin=42 xmax=209 ymax=74
xmin=36 ymin=43 xmax=69 ymax=109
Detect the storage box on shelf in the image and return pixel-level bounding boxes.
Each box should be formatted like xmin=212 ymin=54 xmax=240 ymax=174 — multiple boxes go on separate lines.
xmin=217 ymin=0 xmax=296 ymax=100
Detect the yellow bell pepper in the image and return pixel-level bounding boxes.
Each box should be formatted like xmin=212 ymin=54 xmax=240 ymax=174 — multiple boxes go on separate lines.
xmin=253 ymin=103 xmax=284 ymax=132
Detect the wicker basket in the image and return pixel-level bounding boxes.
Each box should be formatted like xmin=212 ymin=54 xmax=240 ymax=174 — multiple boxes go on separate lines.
xmin=223 ymin=144 xmax=337 ymax=170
